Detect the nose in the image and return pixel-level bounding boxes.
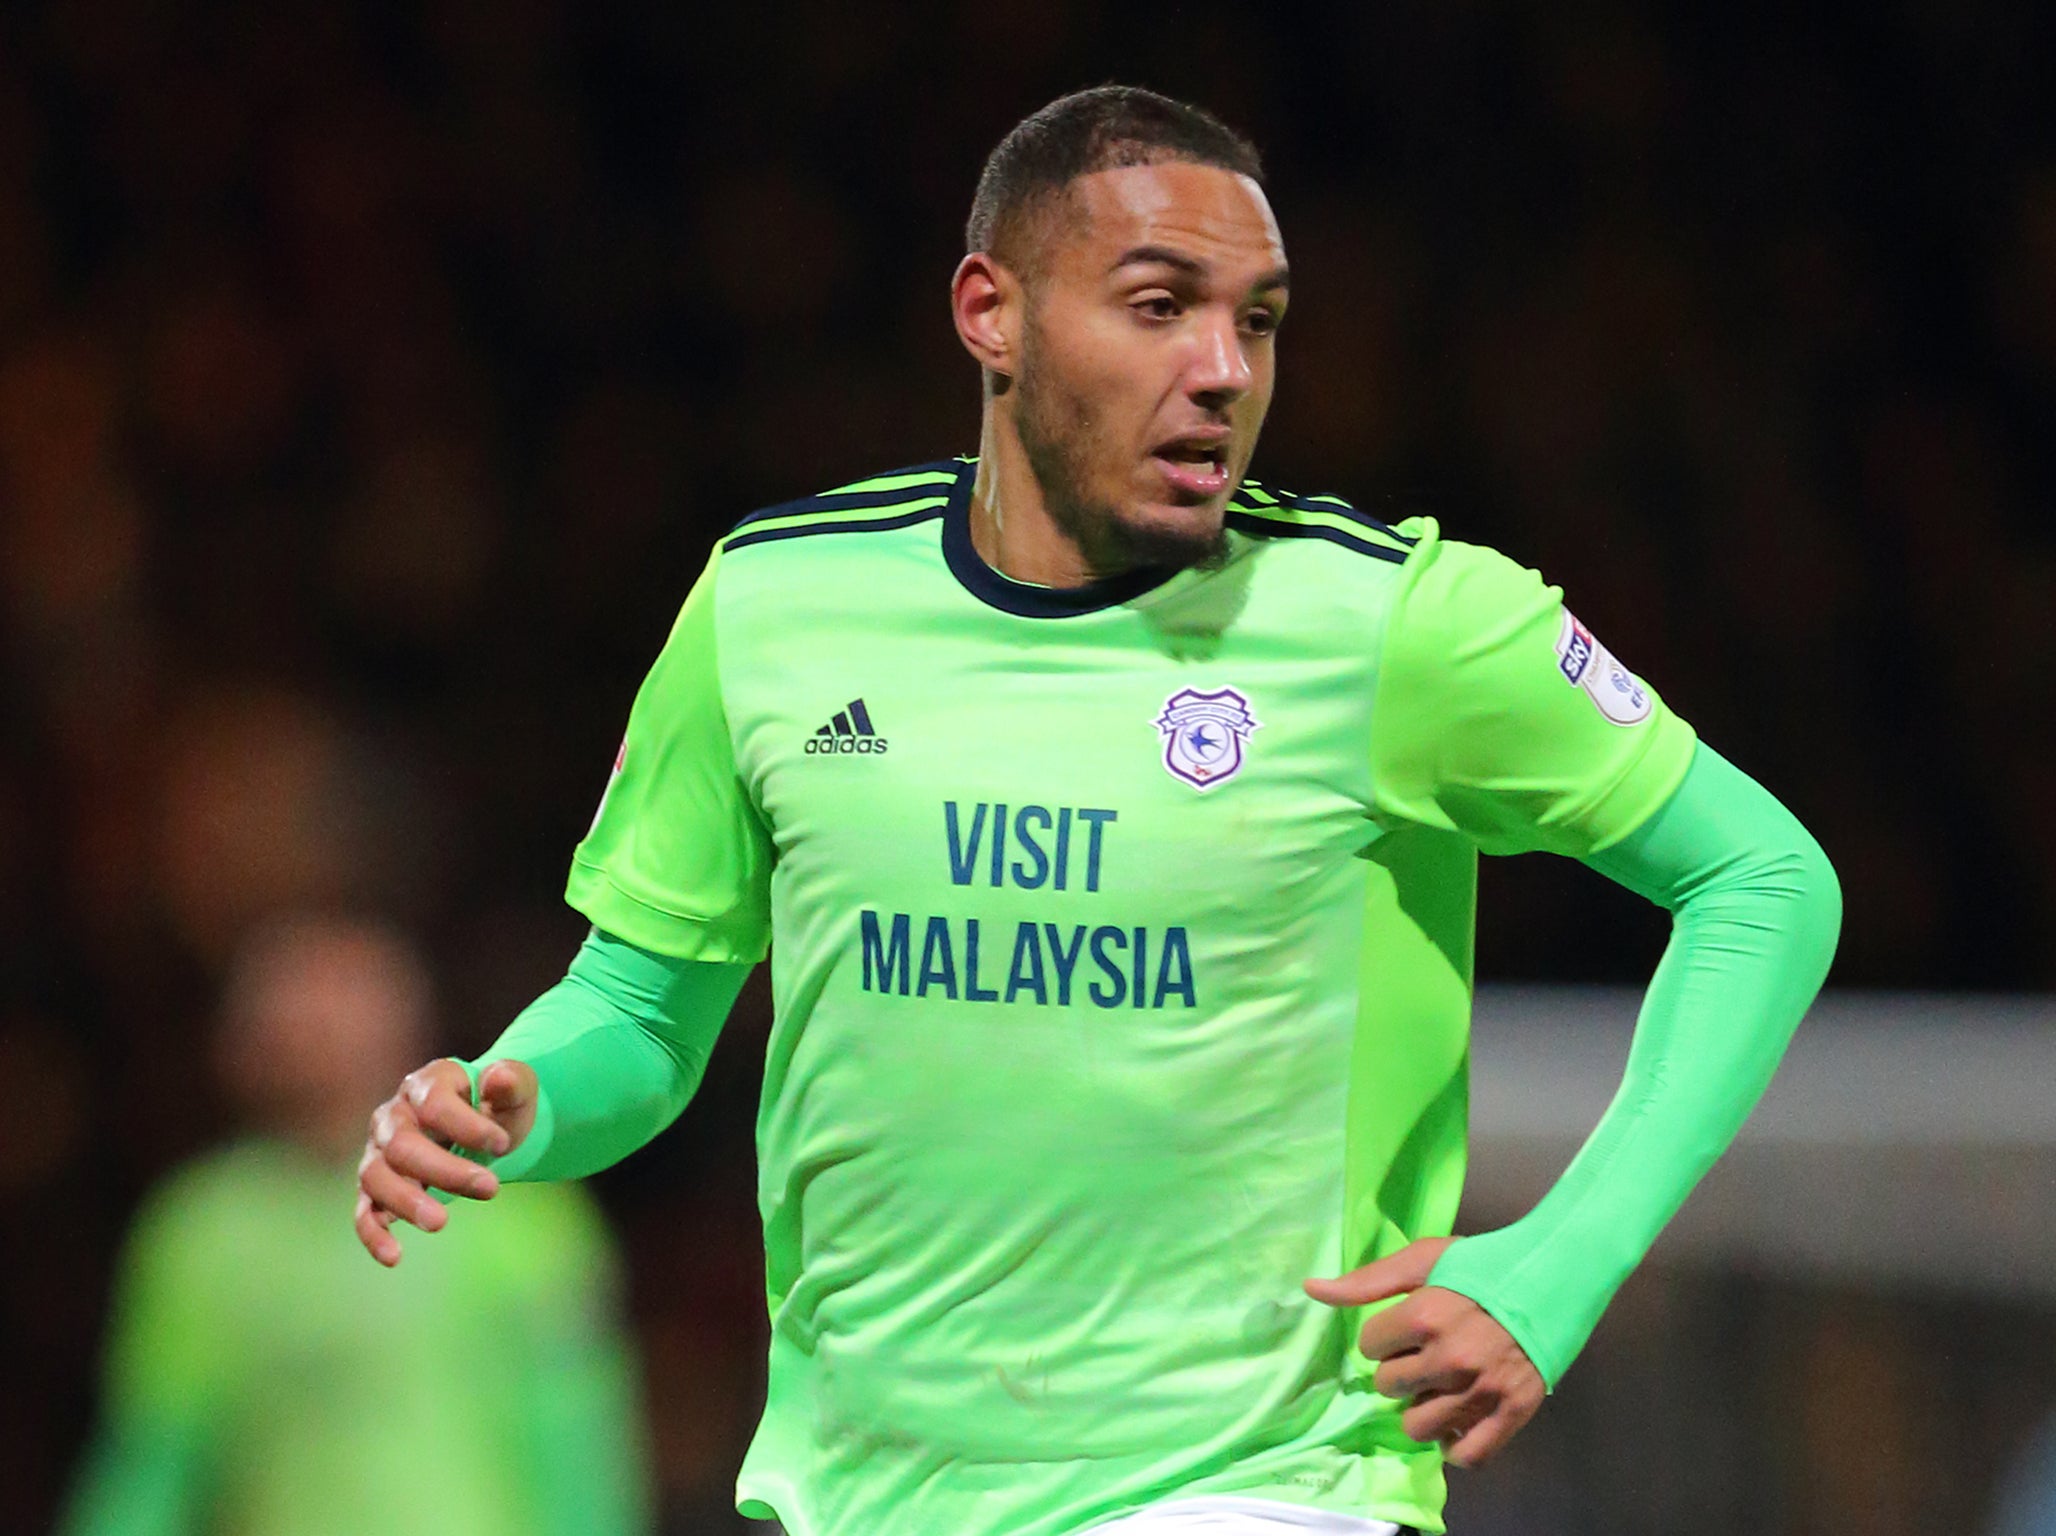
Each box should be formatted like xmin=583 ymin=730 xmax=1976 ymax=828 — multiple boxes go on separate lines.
xmin=1186 ymin=309 xmax=1253 ymax=408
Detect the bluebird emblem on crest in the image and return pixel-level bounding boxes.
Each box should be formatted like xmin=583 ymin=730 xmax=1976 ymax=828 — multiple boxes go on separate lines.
xmin=1154 ymin=687 xmax=1261 ymax=791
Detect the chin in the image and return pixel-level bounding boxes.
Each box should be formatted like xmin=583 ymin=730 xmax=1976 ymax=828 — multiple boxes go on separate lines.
xmin=1113 ymin=502 xmax=1230 ymax=571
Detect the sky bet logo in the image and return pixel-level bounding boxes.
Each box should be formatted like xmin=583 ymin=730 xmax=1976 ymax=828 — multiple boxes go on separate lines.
xmin=806 ymin=698 xmax=888 ymax=755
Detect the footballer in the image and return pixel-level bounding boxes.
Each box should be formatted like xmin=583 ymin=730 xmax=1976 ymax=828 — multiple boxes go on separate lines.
xmin=354 ymin=86 xmax=1839 ymax=1536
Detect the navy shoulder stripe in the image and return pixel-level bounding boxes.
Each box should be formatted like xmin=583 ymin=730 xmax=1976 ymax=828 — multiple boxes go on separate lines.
xmin=726 ymin=459 xmax=964 ymax=532
xmin=1287 ymin=494 xmax=1419 ymax=547
xmin=1224 ymin=511 xmax=1409 ymax=564
xmin=724 ymin=504 xmax=946 ymax=552
xmin=1235 ymin=480 xmax=1419 ymax=543
xmin=1228 ymin=480 xmax=1420 ymax=562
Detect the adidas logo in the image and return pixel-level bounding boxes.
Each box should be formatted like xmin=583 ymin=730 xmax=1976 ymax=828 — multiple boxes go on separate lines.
xmin=804 ymin=698 xmax=889 ymax=756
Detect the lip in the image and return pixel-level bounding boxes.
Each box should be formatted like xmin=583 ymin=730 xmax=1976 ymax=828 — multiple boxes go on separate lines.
xmin=1150 ymin=428 xmax=1235 ymax=501
xmin=1152 ymin=453 xmax=1233 ymax=500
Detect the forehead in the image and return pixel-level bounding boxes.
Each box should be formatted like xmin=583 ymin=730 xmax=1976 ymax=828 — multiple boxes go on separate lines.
xmin=1057 ymin=161 xmax=1284 ymax=277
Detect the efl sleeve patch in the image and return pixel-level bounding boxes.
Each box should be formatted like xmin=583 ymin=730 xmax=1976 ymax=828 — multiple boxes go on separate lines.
xmin=1555 ymin=611 xmax=1654 ymax=726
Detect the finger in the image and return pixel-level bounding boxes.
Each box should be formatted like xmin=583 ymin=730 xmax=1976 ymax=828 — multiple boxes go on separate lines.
xmin=1357 ymin=1299 xmax=1430 ymax=1362
xmin=382 ymin=1126 xmax=500 ymax=1200
xmin=1443 ymin=1402 xmax=1522 ymax=1468
xmin=357 ymin=1149 xmax=447 ymax=1233
xmin=1374 ymin=1351 xmax=1475 ymax=1403
xmin=1303 ymin=1236 xmax=1457 ymax=1309
xmin=355 ymin=1190 xmax=403 ymax=1267
xmin=407 ymin=1070 xmax=512 ymax=1158
xmin=1443 ymin=1372 xmax=1543 ymax=1468
xmin=476 ymin=1060 xmax=535 ymax=1119
xmin=368 ymin=1096 xmax=415 ymax=1151
xmin=1402 ymin=1385 xmax=1497 ymax=1448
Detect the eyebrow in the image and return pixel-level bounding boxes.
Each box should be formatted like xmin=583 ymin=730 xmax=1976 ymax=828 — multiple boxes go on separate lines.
xmin=1112 ymin=244 xmax=1291 ymax=293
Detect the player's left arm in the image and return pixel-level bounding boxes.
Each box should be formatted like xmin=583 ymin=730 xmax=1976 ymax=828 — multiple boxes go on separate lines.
xmin=1309 ymin=531 xmax=1841 ymax=1467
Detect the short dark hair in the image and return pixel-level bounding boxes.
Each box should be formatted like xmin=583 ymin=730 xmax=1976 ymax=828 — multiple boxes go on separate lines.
xmin=966 ymin=86 xmax=1264 ymax=275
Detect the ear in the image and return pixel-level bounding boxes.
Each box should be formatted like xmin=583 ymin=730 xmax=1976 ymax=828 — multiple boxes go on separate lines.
xmin=952 ymin=252 xmax=1020 ymax=378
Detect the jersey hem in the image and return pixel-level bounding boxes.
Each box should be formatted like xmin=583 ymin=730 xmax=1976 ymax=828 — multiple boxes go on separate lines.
xmin=1070 ymin=1494 xmax=1414 ymax=1535
xmin=1576 ymin=723 xmax=1700 ymax=856
xmin=564 ymin=860 xmax=769 ymax=964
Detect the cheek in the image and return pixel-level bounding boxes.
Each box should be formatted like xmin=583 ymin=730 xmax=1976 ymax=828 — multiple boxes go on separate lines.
xmin=1062 ymin=356 xmax=1158 ymax=453
xmin=1241 ymin=356 xmax=1278 ymax=419
xmin=1073 ymin=323 xmax=1155 ymax=405
xmin=1028 ymin=309 xmax=1178 ymax=463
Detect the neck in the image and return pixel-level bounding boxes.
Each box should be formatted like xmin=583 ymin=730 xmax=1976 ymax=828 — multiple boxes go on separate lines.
xmin=256 ymin=1105 xmax=375 ymax=1167
xmin=969 ymin=402 xmax=1104 ymax=588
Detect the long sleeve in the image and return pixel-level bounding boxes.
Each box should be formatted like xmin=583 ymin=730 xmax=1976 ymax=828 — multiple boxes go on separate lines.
xmin=1425 ymin=743 xmax=1842 ymax=1386
xmin=461 ymin=929 xmax=752 ymax=1184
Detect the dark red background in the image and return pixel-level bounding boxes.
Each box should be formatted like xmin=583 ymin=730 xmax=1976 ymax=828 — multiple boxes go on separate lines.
xmin=2 ymin=3 xmax=2050 ymax=1531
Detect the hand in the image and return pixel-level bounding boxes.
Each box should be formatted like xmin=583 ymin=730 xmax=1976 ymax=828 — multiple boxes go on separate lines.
xmin=353 ymin=1058 xmax=538 ymax=1267
xmin=1304 ymin=1237 xmax=1545 ymax=1468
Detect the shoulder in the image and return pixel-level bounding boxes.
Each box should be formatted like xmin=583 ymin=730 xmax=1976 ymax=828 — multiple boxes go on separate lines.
xmin=1382 ymin=526 xmax=1563 ymax=640
xmin=1222 ymin=477 xmax=1562 ymax=640
xmin=444 ymin=1181 xmax=615 ymax=1279
xmin=716 ymin=459 xmax=964 ymax=558
xmin=136 ymin=1140 xmax=274 ymax=1226
xmin=451 ymin=1182 xmax=621 ymax=1307
xmin=115 ymin=1142 xmax=281 ymax=1289
xmin=1226 ymin=478 xmax=1426 ymax=567
xmin=1222 ymin=482 xmax=1557 ymax=657
xmin=473 ymin=1179 xmax=610 ymax=1248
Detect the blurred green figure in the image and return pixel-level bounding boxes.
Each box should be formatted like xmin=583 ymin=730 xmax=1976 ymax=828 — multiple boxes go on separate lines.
xmin=62 ymin=915 xmax=654 ymax=1536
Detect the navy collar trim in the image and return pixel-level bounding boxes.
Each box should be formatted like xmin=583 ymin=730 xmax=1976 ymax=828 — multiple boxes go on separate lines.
xmin=940 ymin=460 xmax=1182 ymax=619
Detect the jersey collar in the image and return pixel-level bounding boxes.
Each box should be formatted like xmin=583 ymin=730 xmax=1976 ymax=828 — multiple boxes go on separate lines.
xmin=941 ymin=458 xmax=1186 ymax=619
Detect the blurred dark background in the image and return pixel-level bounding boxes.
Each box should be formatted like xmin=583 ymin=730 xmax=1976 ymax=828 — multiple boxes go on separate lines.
xmin=0 ymin=1 xmax=2050 ymax=1532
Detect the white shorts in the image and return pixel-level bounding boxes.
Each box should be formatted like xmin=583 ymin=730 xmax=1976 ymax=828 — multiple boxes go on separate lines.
xmin=1079 ymin=1494 xmax=1406 ymax=1534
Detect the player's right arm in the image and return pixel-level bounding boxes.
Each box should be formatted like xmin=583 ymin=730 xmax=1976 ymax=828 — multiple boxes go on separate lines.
xmin=356 ymin=547 xmax=774 ymax=1265
xmin=353 ymin=933 xmax=756 ymax=1264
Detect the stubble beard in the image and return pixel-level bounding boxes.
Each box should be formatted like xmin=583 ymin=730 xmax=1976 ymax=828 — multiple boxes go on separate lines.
xmin=1012 ymin=329 xmax=1231 ymax=580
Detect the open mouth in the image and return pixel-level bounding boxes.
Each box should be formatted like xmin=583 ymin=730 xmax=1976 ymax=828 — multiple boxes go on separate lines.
xmin=1151 ymin=436 xmax=1233 ymax=500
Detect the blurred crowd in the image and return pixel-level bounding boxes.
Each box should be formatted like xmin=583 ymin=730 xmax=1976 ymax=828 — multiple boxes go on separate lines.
xmin=0 ymin=1 xmax=2048 ymax=1531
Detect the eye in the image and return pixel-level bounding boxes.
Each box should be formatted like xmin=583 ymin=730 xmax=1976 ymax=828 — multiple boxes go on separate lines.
xmin=1242 ymin=306 xmax=1283 ymax=337
xmin=1131 ymin=294 xmax=1182 ymax=323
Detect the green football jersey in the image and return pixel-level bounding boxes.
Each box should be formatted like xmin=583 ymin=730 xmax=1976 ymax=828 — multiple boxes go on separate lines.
xmin=569 ymin=457 xmax=1696 ymax=1536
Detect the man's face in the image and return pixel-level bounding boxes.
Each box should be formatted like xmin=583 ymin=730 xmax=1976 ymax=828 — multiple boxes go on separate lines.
xmin=1010 ymin=160 xmax=1288 ymax=572
xmin=217 ymin=922 xmax=428 ymax=1153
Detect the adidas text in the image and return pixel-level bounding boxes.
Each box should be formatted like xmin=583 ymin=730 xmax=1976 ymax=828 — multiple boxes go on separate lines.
xmin=808 ymin=697 xmax=888 ymax=756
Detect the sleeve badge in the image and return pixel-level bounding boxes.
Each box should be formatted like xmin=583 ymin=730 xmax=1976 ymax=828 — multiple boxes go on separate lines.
xmin=1555 ymin=612 xmax=1653 ymax=726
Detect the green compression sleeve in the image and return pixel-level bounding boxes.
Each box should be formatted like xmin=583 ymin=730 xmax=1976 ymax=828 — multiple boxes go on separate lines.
xmin=1425 ymin=742 xmax=1841 ymax=1388
xmin=460 ymin=931 xmax=752 ymax=1184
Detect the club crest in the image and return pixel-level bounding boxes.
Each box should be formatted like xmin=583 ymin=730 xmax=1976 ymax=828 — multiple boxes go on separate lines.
xmin=1154 ymin=687 xmax=1260 ymax=791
